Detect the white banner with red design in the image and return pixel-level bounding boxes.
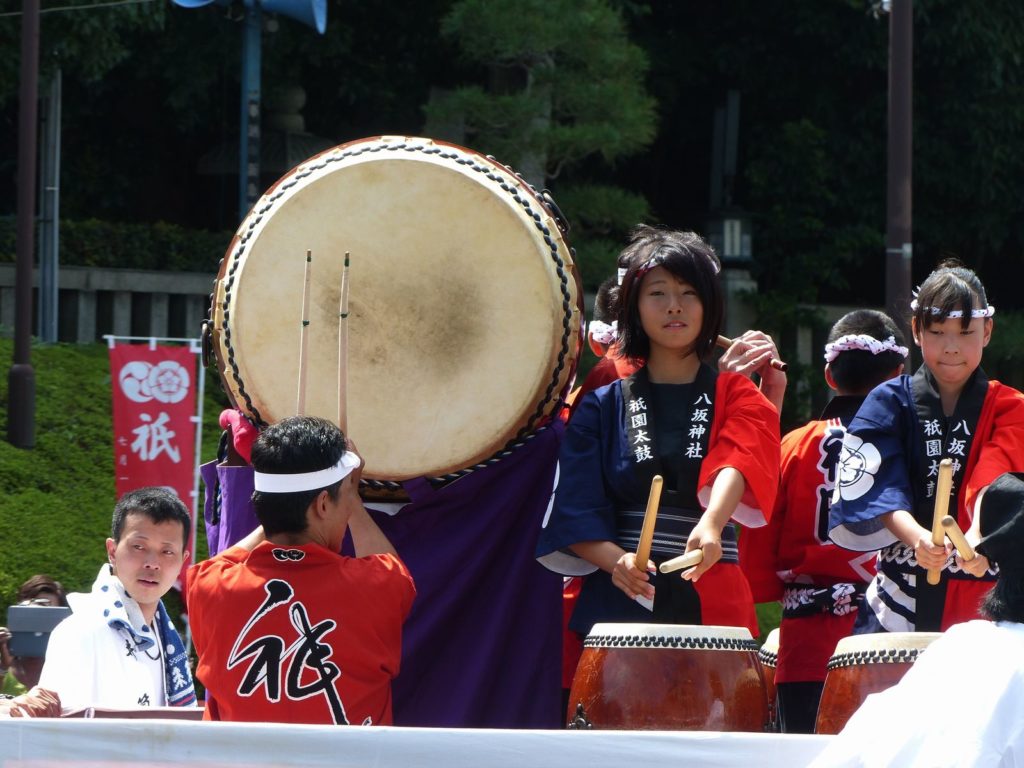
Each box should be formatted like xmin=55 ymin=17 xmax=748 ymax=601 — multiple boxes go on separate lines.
xmin=108 ymin=338 xmax=204 ymax=586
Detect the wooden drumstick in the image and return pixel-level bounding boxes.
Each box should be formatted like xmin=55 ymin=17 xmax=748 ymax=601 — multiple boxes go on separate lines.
xmin=716 ymin=334 xmax=788 ymax=372
xmin=296 ymin=250 xmax=313 ymax=416
xmin=941 ymin=515 xmax=976 ymax=561
xmin=658 ymin=549 xmax=705 ymax=574
xmin=337 ymin=251 xmax=351 ymax=433
xmin=927 ymin=458 xmax=954 ymax=585
xmin=634 ymin=475 xmax=664 ymax=575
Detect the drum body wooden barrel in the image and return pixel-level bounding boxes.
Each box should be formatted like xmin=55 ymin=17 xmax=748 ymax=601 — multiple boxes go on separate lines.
xmin=758 ymin=627 xmax=780 ymax=732
xmin=567 ymin=623 xmax=768 ymax=731
xmin=815 ymin=631 xmax=940 ymax=734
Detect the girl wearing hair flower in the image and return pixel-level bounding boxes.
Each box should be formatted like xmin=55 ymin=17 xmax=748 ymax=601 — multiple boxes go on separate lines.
xmin=741 ymin=309 xmax=907 ymax=733
xmin=830 ymin=260 xmax=1024 ymax=635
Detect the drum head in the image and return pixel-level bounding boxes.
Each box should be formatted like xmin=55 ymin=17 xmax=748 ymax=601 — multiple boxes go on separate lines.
xmin=212 ymin=136 xmax=581 ymax=481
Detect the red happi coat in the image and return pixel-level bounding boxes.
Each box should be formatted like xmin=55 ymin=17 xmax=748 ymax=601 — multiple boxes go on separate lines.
xmin=188 ymin=541 xmax=415 ymax=725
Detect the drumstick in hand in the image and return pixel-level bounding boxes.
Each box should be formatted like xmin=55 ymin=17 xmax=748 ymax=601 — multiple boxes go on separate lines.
xmin=296 ymin=250 xmax=313 ymax=416
xmin=659 ymin=549 xmax=704 ymax=574
xmin=635 ymin=475 xmax=664 ymax=576
xmin=716 ymin=334 xmax=788 ymax=372
xmin=337 ymin=251 xmax=351 ymax=433
xmin=927 ymin=459 xmax=954 ymax=585
xmin=941 ymin=515 xmax=976 ymax=561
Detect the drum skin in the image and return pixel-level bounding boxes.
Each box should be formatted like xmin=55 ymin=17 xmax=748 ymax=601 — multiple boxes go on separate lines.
xmin=815 ymin=631 xmax=940 ymax=735
xmin=566 ymin=623 xmax=768 ymax=731
xmin=758 ymin=627 xmax=780 ymax=732
xmin=211 ymin=135 xmax=582 ymax=482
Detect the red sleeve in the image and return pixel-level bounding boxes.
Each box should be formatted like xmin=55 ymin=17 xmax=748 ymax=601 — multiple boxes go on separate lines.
xmin=186 ymin=546 xmax=252 ymax=662
xmin=567 ymin=355 xmax=642 ymax=421
xmin=358 ymin=553 xmax=416 ymax=677
xmin=698 ymin=372 xmax=781 ymax=528
xmin=739 ymin=426 xmax=804 ymax=602
xmin=964 ymin=381 xmax=1024 ymax=520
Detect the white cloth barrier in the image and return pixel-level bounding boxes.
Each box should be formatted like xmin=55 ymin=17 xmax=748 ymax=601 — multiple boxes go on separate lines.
xmin=1 ymin=719 xmax=832 ymax=767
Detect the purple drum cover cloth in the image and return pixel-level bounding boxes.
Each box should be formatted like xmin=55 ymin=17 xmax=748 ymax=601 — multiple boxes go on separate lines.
xmin=200 ymin=420 xmax=563 ymax=729
xmin=200 ymin=460 xmax=258 ymax=557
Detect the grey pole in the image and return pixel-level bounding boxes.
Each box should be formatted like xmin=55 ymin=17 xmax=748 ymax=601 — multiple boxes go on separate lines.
xmin=885 ymin=0 xmax=913 ymax=348
xmin=8 ymin=0 xmax=39 ymax=448
xmin=38 ymin=68 xmax=61 ymax=344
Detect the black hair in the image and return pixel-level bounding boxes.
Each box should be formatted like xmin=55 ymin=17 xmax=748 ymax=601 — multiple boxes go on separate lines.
xmin=593 ymin=276 xmax=620 ymax=325
xmin=112 ymin=487 xmax=191 ymax=549
xmin=250 ymin=416 xmax=347 ymax=536
xmin=980 ymin=574 xmax=1024 ymax=624
xmin=826 ymin=310 xmax=906 ymax=394
xmin=617 ymin=225 xmax=723 ymax=362
xmin=16 ymin=575 xmax=68 ymax=607
xmin=912 ymin=258 xmax=990 ymax=331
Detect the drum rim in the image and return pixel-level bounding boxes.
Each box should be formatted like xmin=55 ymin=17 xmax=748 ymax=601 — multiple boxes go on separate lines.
xmin=826 ymin=631 xmax=941 ymax=669
xmin=831 ymin=631 xmax=941 ymax=655
xmin=584 ymin=623 xmax=757 ymax=651
xmin=211 ymin=136 xmax=582 ymax=485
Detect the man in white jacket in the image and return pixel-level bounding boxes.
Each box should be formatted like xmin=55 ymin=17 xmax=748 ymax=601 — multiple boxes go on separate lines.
xmin=40 ymin=487 xmax=196 ymax=712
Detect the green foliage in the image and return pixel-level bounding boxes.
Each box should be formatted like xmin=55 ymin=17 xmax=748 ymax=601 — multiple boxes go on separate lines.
xmin=554 ymin=184 xmax=652 ymax=290
xmin=0 ymin=217 xmax=231 ymax=272
xmin=434 ymin=0 xmax=656 ymax=174
xmin=0 ymin=0 xmax=166 ymax=107
xmin=0 ymin=338 xmax=226 ymax=621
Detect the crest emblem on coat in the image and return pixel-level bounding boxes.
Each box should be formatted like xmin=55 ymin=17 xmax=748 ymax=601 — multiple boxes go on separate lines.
xmin=833 ymin=435 xmax=882 ymax=502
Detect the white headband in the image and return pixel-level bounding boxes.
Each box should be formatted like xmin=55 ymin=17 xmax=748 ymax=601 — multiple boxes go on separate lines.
xmin=588 ymin=320 xmax=618 ymax=346
xmin=909 ymin=299 xmax=995 ymax=319
xmin=254 ymin=451 xmax=360 ymax=493
xmin=617 ymin=267 xmax=627 ymax=286
xmin=823 ymin=334 xmax=909 ymax=363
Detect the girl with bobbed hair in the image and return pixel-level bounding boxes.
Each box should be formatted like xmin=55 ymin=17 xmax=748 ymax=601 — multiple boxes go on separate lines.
xmin=537 ymin=225 xmax=780 ymax=637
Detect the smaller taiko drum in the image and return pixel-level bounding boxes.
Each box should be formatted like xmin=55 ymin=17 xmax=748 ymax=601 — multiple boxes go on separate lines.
xmin=758 ymin=627 xmax=780 ymax=732
xmin=566 ymin=623 xmax=767 ymax=731
xmin=815 ymin=631 xmax=940 ymax=734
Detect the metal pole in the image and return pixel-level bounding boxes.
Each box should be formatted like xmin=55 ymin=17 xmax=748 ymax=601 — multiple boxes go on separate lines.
xmin=886 ymin=0 xmax=913 ymax=348
xmin=38 ymin=67 xmax=61 ymax=344
xmin=239 ymin=2 xmax=261 ymax=221
xmin=8 ymin=0 xmax=39 ymax=448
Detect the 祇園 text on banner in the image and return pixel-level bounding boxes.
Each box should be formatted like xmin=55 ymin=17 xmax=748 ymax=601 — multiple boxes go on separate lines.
xmin=109 ymin=343 xmax=198 ymax=587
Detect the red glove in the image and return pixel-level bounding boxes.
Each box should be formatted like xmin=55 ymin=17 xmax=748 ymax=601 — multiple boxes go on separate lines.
xmin=218 ymin=409 xmax=258 ymax=464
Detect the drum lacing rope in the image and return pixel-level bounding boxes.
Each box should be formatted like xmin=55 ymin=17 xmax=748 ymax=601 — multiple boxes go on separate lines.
xmin=583 ymin=634 xmax=759 ymax=652
xmin=757 ymin=647 xmax=778 ymax=667
xmin=826 ymin=647 xmax=928 ymax=671
xmin=217 ymin=138 xmax=578 ymax=490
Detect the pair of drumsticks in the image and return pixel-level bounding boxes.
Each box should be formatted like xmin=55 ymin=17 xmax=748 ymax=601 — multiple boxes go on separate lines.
xmin=928 ymin=458 xmax=976 ymax=584
xmin=634 ymin=475 xmax=704 ymax=582
xmin=296 ymin=250 xmax=352 ymax=431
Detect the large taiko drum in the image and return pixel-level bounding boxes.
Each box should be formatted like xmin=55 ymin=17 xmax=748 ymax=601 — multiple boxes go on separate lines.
xmin=815 ymin=631 xmax=940 ymax=734
xmin=209 ymin=136 xmax=582 ymax=484
xmin=566 ymin=623 xmax=768 ymax=731
xmin=758 ymin=627 xmax=780 ymax=732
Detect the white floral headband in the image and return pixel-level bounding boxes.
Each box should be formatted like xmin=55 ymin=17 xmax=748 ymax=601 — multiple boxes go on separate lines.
xmin=823 ymin=334 xmax=909 ymax=363
xmin=588 ymin=320 xmax=618 ymax=346
xmin=910 ymin=297 xmax=995 ymax=319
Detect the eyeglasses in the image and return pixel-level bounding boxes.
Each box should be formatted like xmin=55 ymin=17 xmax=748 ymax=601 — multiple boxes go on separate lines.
xmin=17 ymin=598 xmax=55 ymax=607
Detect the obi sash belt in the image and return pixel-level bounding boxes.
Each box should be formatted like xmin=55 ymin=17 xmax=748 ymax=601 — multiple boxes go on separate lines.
xmin=874 ymin=367 xmax=996 ymax=631
xmin=783 ymin=583 xmax=866 ymax=618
